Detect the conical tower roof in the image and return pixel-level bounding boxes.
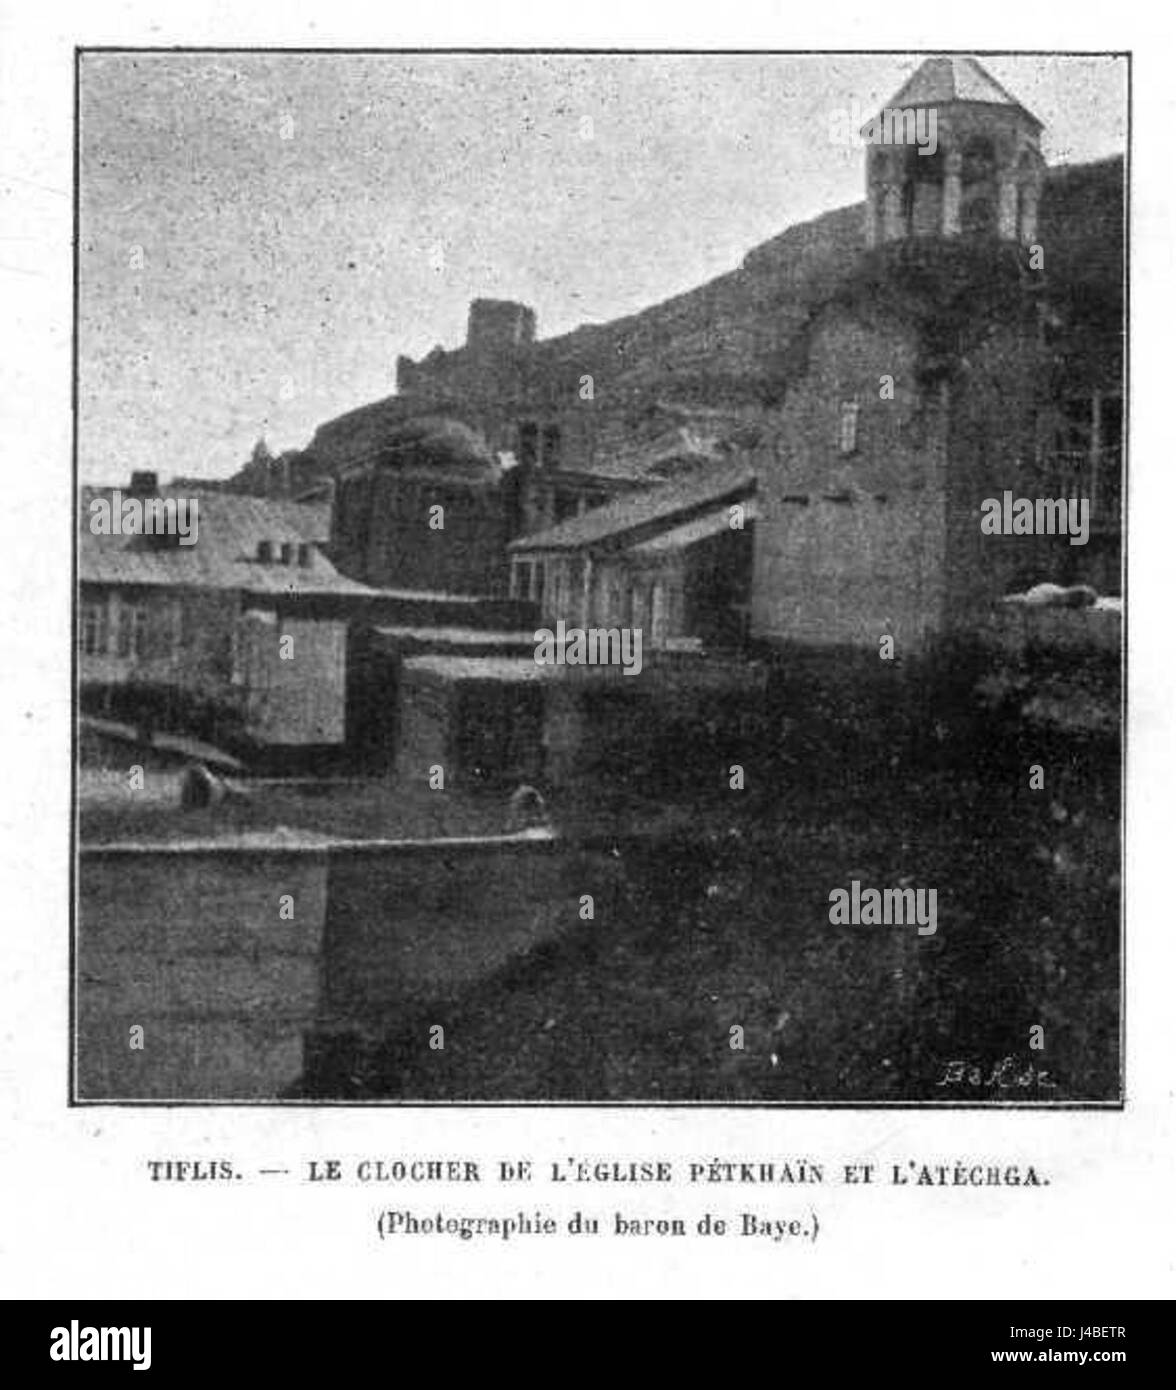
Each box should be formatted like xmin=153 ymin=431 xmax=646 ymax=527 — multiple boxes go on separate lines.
xmin=877 ymin=55 xmax=1042 ymax=130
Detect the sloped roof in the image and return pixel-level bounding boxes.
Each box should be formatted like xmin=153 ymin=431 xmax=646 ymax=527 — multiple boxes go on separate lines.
xmin=630 ymin=496 xmax=761 ymax=555
xmin=880 ymin=56 xmax=1041 ymax=128
xmin=509 ymin=461 xmax=754 ymax=554
xmin=79 ymin=488 xmax=372 ymax=598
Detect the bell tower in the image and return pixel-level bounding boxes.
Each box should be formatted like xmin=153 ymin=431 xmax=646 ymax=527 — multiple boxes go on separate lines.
xmin=863 ymin=56 xmax=1045 ymax=249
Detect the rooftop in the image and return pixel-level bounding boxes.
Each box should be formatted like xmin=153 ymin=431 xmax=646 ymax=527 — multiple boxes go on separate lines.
xmin=509 ymin=461 xmax=755 ymax=554
xmin=79 ymin=488 xmax=372 ymax=599
xmin=404 ymin=654 xmax=558 ymax=684
xmin=373 ymin=623 xmax=537 ymax=648
xmin=880 ymin=55 xmax=1042 ymax=128
xmin=323 ymin=413 xmax=503 ymax=485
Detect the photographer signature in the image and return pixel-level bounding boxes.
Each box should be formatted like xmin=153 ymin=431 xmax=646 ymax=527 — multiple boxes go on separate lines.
xmin=936 ymin=1057 xmax=1056 ymax=1090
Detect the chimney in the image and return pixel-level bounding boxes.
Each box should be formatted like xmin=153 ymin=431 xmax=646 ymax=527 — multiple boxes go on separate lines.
xmin=129 ymin=470 xmax=158 ymax=497
xmin=256 ymin=539 xmax=273 ymax=564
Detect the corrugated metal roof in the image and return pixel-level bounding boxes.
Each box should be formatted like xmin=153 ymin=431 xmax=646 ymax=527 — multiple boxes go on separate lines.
xmin=509 ymin=461 xmax=755 ymax=554
xmin=79 ymin=488 xmax=372 ymax=598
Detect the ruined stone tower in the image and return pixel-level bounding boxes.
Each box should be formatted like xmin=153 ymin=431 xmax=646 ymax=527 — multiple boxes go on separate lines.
xmin=863 ymin=56 xmax=1046 ymax=249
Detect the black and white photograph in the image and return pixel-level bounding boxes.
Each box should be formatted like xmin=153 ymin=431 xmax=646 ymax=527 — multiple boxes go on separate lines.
xmin=8 ymin=0 xmax=1176 ymax=1323
xmin=73 ymin=48 xmax=1126 ymax=1105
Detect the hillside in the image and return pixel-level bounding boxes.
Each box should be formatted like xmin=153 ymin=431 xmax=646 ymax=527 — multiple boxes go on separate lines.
xmin=223 ymin=155 xmax=1124 ymax=493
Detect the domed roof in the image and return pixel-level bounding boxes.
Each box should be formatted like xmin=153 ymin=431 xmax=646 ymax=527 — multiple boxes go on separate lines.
xmin=343 ymin=415 xmax=501 ymax=485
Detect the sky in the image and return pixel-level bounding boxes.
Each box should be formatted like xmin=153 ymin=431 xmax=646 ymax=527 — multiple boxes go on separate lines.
xmin=77 ymin=52 xmax=1127 ymax=484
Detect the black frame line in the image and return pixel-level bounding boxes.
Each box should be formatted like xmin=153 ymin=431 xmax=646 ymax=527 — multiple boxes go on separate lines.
xmin=69 ymin=45 xmax=1131 ymax=1110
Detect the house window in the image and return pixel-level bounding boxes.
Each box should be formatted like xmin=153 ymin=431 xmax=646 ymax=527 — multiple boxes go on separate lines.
xmin=963 ymin=196 xmax=996 ymax=237
xmin=651 ymin=579 xmax=669 ymax=649
xmin=1098 ymin=393 xmax=1123 ymax=522
xmin=80 ymin=600 xmax=109 ymax=656
xmin=1059 ymin=396 xmax=1094 ymax=452
xmin=519 ymin=421 xmax=539 ymax=469
xmin=117 ymin=603 xmax=150 ymax=659
xmin=542 ymin=423 xmax=562 ymax=469
xmin=512 ymin=558 xmax=542 ymax=604
xmin=961 ymin=136 xmax=997 ymax=185
xmin=549 ymin=560 xmax=566 ymax=621
xmin=601 ymin=569 xmax=624 ymax=627
xmin=1101 ymin=393 xmax=1123 ymax=454
xmin=230 ymin=621 xmax=244 ymax=685
xmin=838 ymin=400 xmax=860 ymax=456
xmin=900 ymin=180 xmax=916 ymax=234
xmin=630 ymin=583 xmax=648 ymax=634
